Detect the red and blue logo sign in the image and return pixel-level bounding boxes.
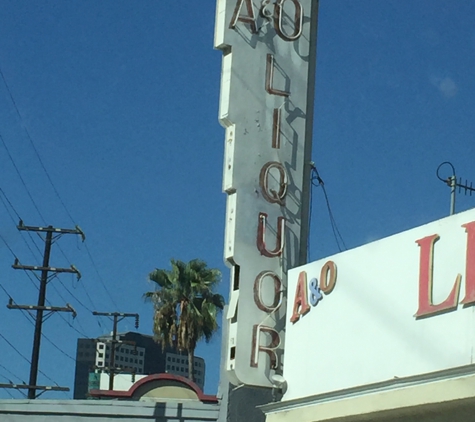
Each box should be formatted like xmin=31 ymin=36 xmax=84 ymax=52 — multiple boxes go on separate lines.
xmin=290 ymin=261 xmax=337 ymax=323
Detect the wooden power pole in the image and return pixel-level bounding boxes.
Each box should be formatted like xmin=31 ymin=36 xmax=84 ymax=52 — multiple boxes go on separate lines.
xmin=92 ymin=311 xmax=139 ymax=390
xmin=9 ymin=221 xmax=84 ymax=399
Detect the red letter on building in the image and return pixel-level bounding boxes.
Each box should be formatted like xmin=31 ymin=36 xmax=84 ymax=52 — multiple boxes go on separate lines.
xmin=461 ymin=221 xmax=475 ymax=306
xmin=290 ymin=271 xmax=310 ymax=323
xmin=415 ymin=234 xmax=461 ymax=318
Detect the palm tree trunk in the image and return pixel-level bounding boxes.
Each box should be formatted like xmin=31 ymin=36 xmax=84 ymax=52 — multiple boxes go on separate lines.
xmin=188 ymin=349 xmax=194 ymax=382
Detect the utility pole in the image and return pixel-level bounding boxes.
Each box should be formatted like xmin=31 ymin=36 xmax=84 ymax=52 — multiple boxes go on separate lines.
xmin=92 ymin=312 xmax=139 ymax=390
xmin=9 ymin=221 xmax=84 ymax=399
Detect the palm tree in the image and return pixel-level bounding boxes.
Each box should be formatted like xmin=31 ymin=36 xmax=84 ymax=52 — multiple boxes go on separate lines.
xmin=144 ymin=259 xmax=225 ymax=382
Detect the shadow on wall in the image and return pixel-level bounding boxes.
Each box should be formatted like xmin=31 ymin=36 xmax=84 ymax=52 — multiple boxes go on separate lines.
xmin=228 ymin=384 xmax=273 ymax=422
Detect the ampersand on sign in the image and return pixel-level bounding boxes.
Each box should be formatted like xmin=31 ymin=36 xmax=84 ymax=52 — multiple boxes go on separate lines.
xmin=309 ymin=277 xmax=323 ymax=307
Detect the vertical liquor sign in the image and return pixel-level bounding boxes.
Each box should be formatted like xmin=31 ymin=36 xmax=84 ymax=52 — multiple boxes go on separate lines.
xmin=215 ymin=0 xmax=319 ymax=387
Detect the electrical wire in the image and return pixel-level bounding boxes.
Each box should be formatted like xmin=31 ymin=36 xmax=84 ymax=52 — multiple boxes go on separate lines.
xmin=308 ymin=173 xmax=313 ymax=262
xmin=0 ymin=188 xmax=100 ymax=326
xmin=19 ymin=272 xmax=92 ymax=339
xmin=0 ymin=135 xmax=118 ymax=316
xmin=0 ymin=67 xmax=116 ymax=331
xmin=53 ymin=275 xmax=93 ymax=313
xmin=0 ymin=362 xmax=26 ymax=385
xmin=83 ymin=242 xmax=120 ymax=310
xmin=0 ymin=231 xmax=18 ymax=260
xmin=0 ymin=219 xmax=98 ymax=339
xmin=0 ymin=132 xmax=45 ymax=223
xmin=0 ymin=332 xmax=31 ymax=366
xmin=0 ymin=373 xmax=20 ymax=398
xmin=0 ymin=188 xmax=20 ymax=223
xmin=0 ymin=194 xmax=43 ymax=263
xmin=310 ymin=164 xmax=347 ymax=253
xmin=0 ymin=64 xmax=75 ymax=225
xmin=0 ymin=283 xmax=76 ymax=362
xmin=0 ymin=288 xmax=77 ymax=397
xmin=0 ymin=308 xmax=66 ymax=389
xmin=0 ymin=135 xmax=117 ymax=313
xmin=0 ymin=232 xmax=92 ymax=351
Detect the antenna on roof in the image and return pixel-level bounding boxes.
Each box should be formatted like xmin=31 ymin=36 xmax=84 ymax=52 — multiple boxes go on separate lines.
xmin=437 ymin=161 xmax=475 ymax=215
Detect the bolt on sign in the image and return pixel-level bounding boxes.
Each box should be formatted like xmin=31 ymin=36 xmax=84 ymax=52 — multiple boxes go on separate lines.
xmin=214 ymin=0 xmax=319 ymax=387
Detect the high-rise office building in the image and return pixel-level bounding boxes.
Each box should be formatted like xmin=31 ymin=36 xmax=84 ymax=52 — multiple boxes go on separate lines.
xmin=73 ymin=332 xmax=205 ymax=399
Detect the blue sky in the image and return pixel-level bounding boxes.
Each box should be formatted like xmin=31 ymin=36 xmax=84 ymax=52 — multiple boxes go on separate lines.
xmin=0 ymin=0 xmax=474 ymax=398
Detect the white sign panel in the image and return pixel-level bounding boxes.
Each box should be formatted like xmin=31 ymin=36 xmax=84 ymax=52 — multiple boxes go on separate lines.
xmin=284 ymin=208 xmax=475 ymax=401
xmin=215 ymin=0 xmax=319 ymax=387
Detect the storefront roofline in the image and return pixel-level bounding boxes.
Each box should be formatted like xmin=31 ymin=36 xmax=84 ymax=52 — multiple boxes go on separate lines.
xmin=261 ymin=363 xmax=475 ymax=422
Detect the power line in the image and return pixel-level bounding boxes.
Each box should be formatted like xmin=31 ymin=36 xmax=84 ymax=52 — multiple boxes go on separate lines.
xmin=49 ymin=270 xmax=102 ymax=331
xmin=40 ymin=331 xmax=75 ymax=362
xmin=0 ymin=132 xmax=45 ymax=223
xmin=0 ymin=362 xmax=25 ymax=385
xmin=0 ymin=189 xmax=20 ymax=223
xmin=0 ymin=251 xmax=71 ymax=394
xmin=0 ymin=231 xmax=18 ymax=259
xmin=0 ymin=332 xmax=30 ymax=365
xmin=83 ymin=242 xmax=120 ymax=310
xmin=0 ymin=190 xmax=91 ymax=312
xmin=0 ymin=219 xmax=97 ymax=338
xmin=310 ymin=164 xmax=347 ymax=253
xmin=0 ymin=130 xmax=117 ymax=315
xmin=0 ymin=64 xmax=75 ymax=225
xmin=0 ymin=284 xmax=76 ymax=363
xmin=0 ymin=188 xmax=43 ymax=259
xmin=0 ymin=66 xmax=112 ymax=333
xmin=0 ymin=375 xmax=19 ymax=398
xmin=56 ymin=311 xmax=91 ymax=339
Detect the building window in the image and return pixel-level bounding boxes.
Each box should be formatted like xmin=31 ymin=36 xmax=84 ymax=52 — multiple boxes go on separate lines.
xmin=98 ymin=361 xmax=103 ymax=367
xmin=126 ymin=349 xmax=129 ymax=354
xmin=98 ymin=344 xmax=104 ymax=350
xmin=140 ymin=352 xmax=144 ymax=357
xmin=125 ymin=357 xmax=129 ymax=362
xmin=139 ymin=360 xmax=143 ymax=365
xmin=98 ymin=353 xmax=104 ymax=358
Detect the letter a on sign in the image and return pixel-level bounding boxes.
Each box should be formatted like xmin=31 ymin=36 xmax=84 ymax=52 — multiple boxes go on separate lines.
xmin=229 ymin=0 xmax=258 ymax=34
xmin=290 ymin=271 xmax=311 ymax=323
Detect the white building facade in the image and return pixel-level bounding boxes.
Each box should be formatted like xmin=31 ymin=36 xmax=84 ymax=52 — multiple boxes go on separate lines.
xmin=262 ymin=207 xmax=475 ymax=421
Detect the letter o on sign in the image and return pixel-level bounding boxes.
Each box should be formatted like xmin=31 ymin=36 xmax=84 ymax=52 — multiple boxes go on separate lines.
xmin=319 ymin=261 xmax=337 ymax=294
xmin=274 ymin=0 xmax=303 ymax=42
xmin=253 ymin=271 xmax=283 ymax=313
